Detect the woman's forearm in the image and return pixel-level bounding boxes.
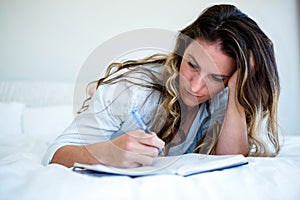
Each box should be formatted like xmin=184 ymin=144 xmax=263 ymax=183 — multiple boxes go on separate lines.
xmin=50 ymin=131 xmax=164 ymax=168
xmin=215 ymin=87 xmax=249 ymax=156
xmin=51 ymin=145 xmax=100 ymax=168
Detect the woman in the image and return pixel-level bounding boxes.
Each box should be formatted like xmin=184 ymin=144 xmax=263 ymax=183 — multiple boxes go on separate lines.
xmin=43 ymin=4 xmax=280 ymax=168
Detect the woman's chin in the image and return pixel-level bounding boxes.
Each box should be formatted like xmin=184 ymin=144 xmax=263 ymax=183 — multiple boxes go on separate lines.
xmin=181 ymin=98 xmax=200 ymax=108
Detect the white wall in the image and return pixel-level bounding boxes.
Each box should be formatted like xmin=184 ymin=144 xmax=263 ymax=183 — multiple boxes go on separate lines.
xmin=0 ymin=0 xmax=299 ymax=135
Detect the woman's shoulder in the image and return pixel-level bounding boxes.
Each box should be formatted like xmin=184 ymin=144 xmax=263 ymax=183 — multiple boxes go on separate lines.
xmin=125 ymin=63 xmax=164 ymax=80
xmin=91 ymin=63 xmax=163 ymax=111
xmin=98 ymin=63 xmax=163 ymax=87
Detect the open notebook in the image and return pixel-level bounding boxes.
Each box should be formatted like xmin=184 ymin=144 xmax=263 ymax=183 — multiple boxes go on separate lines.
xmin=73 ymin=153 xmax=248 ymax=177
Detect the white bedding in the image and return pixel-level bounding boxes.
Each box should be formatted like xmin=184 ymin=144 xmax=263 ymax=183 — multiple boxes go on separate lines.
xmin=1 ymin=81 xmax=300 ymax=200
xmin=1 ymin=134 xmax=300 ymax=200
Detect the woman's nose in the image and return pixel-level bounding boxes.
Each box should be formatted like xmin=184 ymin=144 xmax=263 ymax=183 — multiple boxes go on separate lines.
xmin=190 ymin=74 xmax=206 ymax=93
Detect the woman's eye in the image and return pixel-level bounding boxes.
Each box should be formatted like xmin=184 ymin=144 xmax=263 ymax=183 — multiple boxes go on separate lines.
xmin=211 ymin=76 xmax=225 ymax=83
xmin=187 ymin=61 xmax=197 ymax=69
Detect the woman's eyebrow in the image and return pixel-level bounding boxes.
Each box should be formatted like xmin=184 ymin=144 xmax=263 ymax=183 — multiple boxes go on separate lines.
xmin=188 ymin=53 xmax=232 ymax=78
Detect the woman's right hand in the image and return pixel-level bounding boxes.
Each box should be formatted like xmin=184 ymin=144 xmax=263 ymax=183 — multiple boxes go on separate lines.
xmin=86 ymin=130 xmax=165 ymax=168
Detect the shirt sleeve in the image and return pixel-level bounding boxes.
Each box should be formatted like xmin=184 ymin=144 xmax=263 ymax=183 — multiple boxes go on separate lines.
xmin=42 ymin=68 xmax=162 ymax=165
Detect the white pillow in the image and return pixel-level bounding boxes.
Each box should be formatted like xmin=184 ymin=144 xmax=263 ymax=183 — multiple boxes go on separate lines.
xmin=0 ymin=102 xmax=25 ymax=135
xmin=23 ymin=105 xmax=74 ymax=144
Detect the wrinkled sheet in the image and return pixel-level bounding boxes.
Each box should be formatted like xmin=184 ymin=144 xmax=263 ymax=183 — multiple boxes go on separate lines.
xmin=1 ymin=135 xmax=300 ymax=200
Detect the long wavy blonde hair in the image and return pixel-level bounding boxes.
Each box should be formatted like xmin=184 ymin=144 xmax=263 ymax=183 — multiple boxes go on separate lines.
xmin=80 ymin=4 xmax=281 ymax=157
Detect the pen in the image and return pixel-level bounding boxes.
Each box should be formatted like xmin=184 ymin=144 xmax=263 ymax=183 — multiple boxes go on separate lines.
xmin=131 ymin=109 xmax=164 ymax=154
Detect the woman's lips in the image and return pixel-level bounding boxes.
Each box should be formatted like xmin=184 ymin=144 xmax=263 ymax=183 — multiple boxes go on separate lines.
xmin=184 ymin=88 xmax=201 ymax=98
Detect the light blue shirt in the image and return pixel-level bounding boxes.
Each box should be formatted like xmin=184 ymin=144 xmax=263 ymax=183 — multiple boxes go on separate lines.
xmin=42 ymin=64 xmax=228 ymax=165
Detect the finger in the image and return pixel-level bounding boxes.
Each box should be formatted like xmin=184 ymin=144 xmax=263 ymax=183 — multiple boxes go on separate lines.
xmin=124 ymin=130 xmax=164 ymax=156
xmin=139 ymin=133 xmax=165 ymax=149
xmin=124 ymin=141 xmax=159 ymax=157
xmin=107 ymin=141 xmax=155 ymax=168
xmin=129 ymin=153 xmax=154 ymax=167
xmin=140 ymin=146 xmax=159 ymax=157
xmin=126 ymin=130 xmax=164 ymax=149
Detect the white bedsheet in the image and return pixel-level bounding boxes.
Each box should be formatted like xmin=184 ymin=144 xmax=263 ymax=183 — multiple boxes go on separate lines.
xmin=1 ymin=134 xmax=300 ymax=200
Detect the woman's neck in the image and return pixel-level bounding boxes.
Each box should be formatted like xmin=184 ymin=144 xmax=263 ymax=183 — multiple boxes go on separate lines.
xmin=181 ymin=105 xmax=199 ymax=133
xmin=170 ymin=104 xmax=200 ymax=146
xmin=186 ymin=105 xmax=198 ymax=113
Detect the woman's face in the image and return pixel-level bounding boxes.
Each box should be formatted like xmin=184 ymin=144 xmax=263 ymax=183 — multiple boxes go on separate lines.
xmin=179 ymin=39 xmax=235 ymax=108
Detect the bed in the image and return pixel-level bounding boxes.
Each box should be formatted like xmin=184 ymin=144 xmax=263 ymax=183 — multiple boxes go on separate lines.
xmin=1 ymin=81 xmax=300 ymax=200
